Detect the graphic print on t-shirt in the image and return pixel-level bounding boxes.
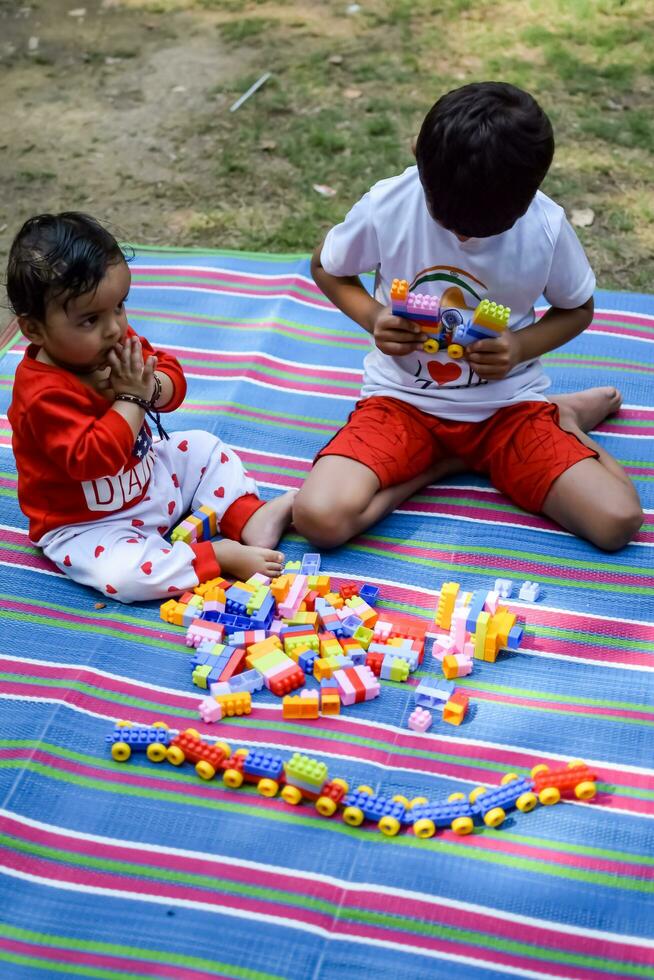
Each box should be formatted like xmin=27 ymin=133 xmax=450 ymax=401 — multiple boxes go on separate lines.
xmin=81 ymin=424 xmax=155 ymax=513
xmin=403 ymin=264 xmax=490 ymax=390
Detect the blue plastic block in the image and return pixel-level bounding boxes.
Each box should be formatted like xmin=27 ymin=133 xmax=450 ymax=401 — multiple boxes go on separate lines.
xmin=342 ymin=791 xmax=410 ymax=824
xmin=466 ymin=590 xmax=488 ymax=632
xmin=228 ymin=669 xmax=264 ymax=693
xmin=340 ymin=614 xmax=363 ymax=637
xmin=106 ymin=724 xmax=173 ymax=748
xmin=506 ymin=624 xmax=524 ymax=649
xmin=415 ymin=678 xmax=455 ymax=708
xmin=348 ymin=649 xmax=366 ymax=666
xmin=243 ymin=750 xmax=285 ymax=780
xmin=470 ymin=778 xmax=534 ymax=817
xmin=300 ymin=553 xmax=321 ymax=575
xmin=358 ymin=584 xmax=380 ymax=606
xmin=409 ymin=799 xmax=475 ymax=828
xmin=297 ymin=650 xmax=318 ymax=673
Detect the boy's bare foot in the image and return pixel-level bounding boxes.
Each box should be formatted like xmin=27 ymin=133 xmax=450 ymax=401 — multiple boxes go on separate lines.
xmin=551 ymin=386 xmax=622 ymax=434
xmin=240 ymin=490 xmax=296 ymax=550
xmin=212 ymin=539 xmax=284 ymax=580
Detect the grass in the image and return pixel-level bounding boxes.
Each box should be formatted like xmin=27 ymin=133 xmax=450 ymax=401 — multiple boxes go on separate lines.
xmin=162 ymin=0 xmax=653 ymax=291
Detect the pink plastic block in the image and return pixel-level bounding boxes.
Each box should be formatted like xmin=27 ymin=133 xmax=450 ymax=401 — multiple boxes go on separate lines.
xmin=203 ymin=599 xmax=226 ymax=615
xmin=484 ymin=590 xmax=500 ymax=614
xmin=463 ymin=641 xmax=475 ymax=659
xmin=451 ymin=608 xmax=468 ymax=653
xmin=186 ymin=619 xmax=225 ymax=648
xmin=198 ymin=697 xmax=223 ymax=723
xmin=373 ymin=620 xmax=393 ymax=641
xmin=408 ymin=707 xmax=433 ymax=733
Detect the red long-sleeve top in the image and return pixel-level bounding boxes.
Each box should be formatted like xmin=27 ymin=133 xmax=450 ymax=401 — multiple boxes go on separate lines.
xmin=9 ymin=328 xmax=187 ymax=542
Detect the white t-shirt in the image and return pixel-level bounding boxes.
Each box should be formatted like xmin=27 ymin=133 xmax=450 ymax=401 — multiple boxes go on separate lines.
xmin=320 ymin=166 xmax=595 ymax=422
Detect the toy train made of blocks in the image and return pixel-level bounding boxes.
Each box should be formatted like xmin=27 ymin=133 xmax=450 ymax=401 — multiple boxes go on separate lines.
xmin=390 ymin=278 xmax=511 ymax=358
xmin=107 ymin=721 xmax=598 ymax=838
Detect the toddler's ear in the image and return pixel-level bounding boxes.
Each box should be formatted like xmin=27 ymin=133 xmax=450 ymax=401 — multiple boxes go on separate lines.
xmin=411 ymin=135 xmax=418 ymax=157
xmin=17 ymin=315 xmax=46 ymax=345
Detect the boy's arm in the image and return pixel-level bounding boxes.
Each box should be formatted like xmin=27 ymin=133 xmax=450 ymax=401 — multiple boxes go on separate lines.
xmin=466 ymin=297 xmax=594 ymax=380
xmin=311 ymin=241 xmax=426 ymax=355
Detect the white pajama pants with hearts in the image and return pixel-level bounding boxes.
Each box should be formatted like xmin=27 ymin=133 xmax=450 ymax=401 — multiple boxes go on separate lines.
xmin=38 ymin=429 xmax=261 ymax=603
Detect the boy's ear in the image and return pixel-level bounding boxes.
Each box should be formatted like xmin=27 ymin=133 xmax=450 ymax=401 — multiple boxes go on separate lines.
xmin=411 ymin=135 xmax=418 ymax=158
xmin=17 ymin=315 xmax=46 ymax=345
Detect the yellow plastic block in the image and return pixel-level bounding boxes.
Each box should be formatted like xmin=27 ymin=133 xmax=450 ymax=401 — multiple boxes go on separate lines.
xmin=474 ymin=611 xmax=490 ymax=660
xmin=283 ymin=694 xmax=320 ymax=720
xmin=472 ymin=299 xmax=510 ymax=332
xmin=313 ymin=658 xmax=334 ymax=682
xmin=160 ymin=599 xmax=183 ymax=624
xmin=320 ymin=691 xmax=341 ymax=715
xmin=270 ymin=575 xmax=291 ymax=603
xmin=284 ymin=611 xmax=319 ymax=628
xmin=215 ymin=691 xmax=252 ymax=716
xmin=198 ymin=504 xmax=217 ymax=536
xmin=443 ymin=698 xmax=466 ymax=726
xmin=194 ymin=577 xmax=229 ymax=598
xmin=320 ymin=637 xmax=342 ymax=658
xmin=246 ymin=648 xmax=286 ymax=673
xmin=308 ymin=575 xmax=330 ymax=596
xmin=324 ymin=592 xmax=344 ymax=609
xmin=435 ymin=582 xmax=460 ymax=631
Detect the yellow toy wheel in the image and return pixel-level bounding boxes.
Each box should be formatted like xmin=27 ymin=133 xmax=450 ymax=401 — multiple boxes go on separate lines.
xmin=567 ymin=759 xmax=586 ymax=769
xmin=331 ymin=778 xmax=349 ymax=793
xmin=235 ymin=748 xmax=249 ymax=758
xmin=223 ymin=768 xmax=243 ymax=789
xmin=392 ymin=794 xmax=411 ymax=808
xmin=448 ymin=344 xmax=464 ymax=359
xmin=516 ymin=792 xmax=538 ymax=812
xmin=342 ymin=806 xmax=364 ymax=827
xmin=539 ymin=786 xmax=560 ymax=806
xmin=409 ymin=796 xmax=429 ymax=808
xmin=166 ymin=745 xmax=185 ymax=766
xmin=184 ymin=728 xmax=201 ymax=739
xmin=356 ymin=785 xmax=374 ymax=795
xmin=483 ymin=807 xmax=506 ymax=828
xmin=316 ymin=797 xmax=337 ymax=817
xmin=451 ymin=816 xmax=474 ymax=836
xmin=152 ymin=721 xmax=169 ymax=730
xmin=196 ymin=760 xmax=216 ymax=781
xmin=469 ymin=786 xmax=487 ymax=804
xmin=257 ymin=778 xmax=279 ymax=798
xmin=215 ymin=742 xmax=231 ymax=759
xmin=116 ymin=720 xmax=132 ymax=728
xmin=146 ymin=743 xmax=167 ymax=763
xmin=531 ymin=764 xmax=549 ymax=778
xmin=574 ymin=781 xmax=597 ymax=801
xmin=447 ymin=791 xmax=466 ymax=803
xmin=501 ymin=772 xmax=519 ymax=785
xmin=423 ymin=339 xmax=438 ymax=354
xmin=111 ymin=742 xmax=131 ymax=763
xmin=281 ymin=785 xmax=302 ymax=806
xmin=379 ymin=816 xmax=401 ymax=837
xmin=413 ymin=818 xmax=436 ymax=839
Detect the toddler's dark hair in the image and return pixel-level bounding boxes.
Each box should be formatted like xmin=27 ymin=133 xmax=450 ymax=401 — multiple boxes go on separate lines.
xmin=415 ymin=82 xmax=555 ymax=238
xmin=6 ymin=212 xmax=126 ymax=321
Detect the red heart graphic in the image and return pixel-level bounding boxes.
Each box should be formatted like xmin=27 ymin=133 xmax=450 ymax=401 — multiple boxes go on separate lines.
xmin=144 ymin=496 xmax=151 ymax=502
xmin=94 ymin=546 xmax=104 ymax=558
xmin=171 ymin=473 xmax=179 ymax=488
xmin=427 ymin=360 xmax=462 ymax=385
xmin=141 ymin=561 xmax=152 ymax=575
xmin=131 ymin=518 xmax=144 ymax=527
xmin=167 ymin=586 xmax=180 ymax=593
xmin=220 ymin=452 xmax=229 ymax=464
xmin=167 ymin=500 xmax=175 ymax=515
xmin=214 ymin=486 xmax=225 ymax=498
xmin=177 ymin=440 xmax=188 ymax=452
xmin=106 ymin=584 xmax=117 ymax=595
xmin=126 ymin=538 xmax=139 ymax=544
xmin=158 ymin=525 xmax=168 ymax=535
xmin=161 ymin=548 xmax=171 ymax=554
xmin=200 ymin=466 xmax=206 ymax=477
xmin=63 ymin=555 xmax=71 ymax=567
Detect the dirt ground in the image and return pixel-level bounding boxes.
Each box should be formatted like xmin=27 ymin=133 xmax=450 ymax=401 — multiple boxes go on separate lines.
xmin=0 ymin=0 xmax=256 ymax=282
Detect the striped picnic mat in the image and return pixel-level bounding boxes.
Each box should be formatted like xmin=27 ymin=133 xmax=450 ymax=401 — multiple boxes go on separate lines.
xmin=0 ymin=247 xmax=652 ymax=980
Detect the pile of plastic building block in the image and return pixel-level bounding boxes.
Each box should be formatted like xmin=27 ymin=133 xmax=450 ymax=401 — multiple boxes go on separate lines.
xmin=160 ymin=550 xmax=431 ymax=723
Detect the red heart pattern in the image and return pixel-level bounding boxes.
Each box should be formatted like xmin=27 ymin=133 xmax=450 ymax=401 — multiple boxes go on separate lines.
xmin=158 ymin=525 xmax=168 ymax=535
xmin=126 ymin=538 xmax=139 ymax=544
xmin=220 ymin=452 xmax=229 ymax=464
xmin=427 ymin=360 xmax=462 ymax=385
xmin=141 ymin=562 xmax=152 ymax=575
xmin=63 ymin=555 xmax=71 ymax=567
xmin=94 ymin=546 xmax=104 ymax=558
xmin=171 ymin=473 xmax=179 ymax=488
xmin=106 ymin=584 xmax=117 ymax=595
xmin=131 ymin=518 xmax=144 ymax=528
xmin=161 ymin=548 xmax=171 ymax=554
xmin=167 ymin=500 xmax=175 ymax=515
xmin=177 ymin=440 xmax=188 ymax=452
xmin=214 ymin=486 xmax=225 ymax=498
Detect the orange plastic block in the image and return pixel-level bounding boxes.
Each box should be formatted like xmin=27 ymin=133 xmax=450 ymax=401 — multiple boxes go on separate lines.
xmin=194 ymin=577 xmax=229 ymax=598
xmin=308 ymin=575 xmax=331 ymax=596
xmin=215 ymin=691 xmax=252 ymax=716
xmin=320 ymin=691 xmax=341 ymax=715
xmin=324 ymin=592 xmax=344 ymax=609
xmin=160 ymin=599 xmax=186 ymax=626
xmin=443 ymin=692 xmax=469 ymax=726
xmin=313 ymin=658 xmax=335 ymax=682
xmin=283 ymin=693 xmax=320 ymax=720
xmin=270 ymin=575 xmax=291 ymax=603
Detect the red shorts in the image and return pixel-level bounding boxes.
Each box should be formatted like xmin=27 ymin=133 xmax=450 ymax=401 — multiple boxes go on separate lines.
xmin=315 ymin=396 xmax=597 ymax=513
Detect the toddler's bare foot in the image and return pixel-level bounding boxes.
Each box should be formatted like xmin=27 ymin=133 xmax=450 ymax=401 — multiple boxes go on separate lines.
xmin=240 ymin=490 xmax=296 ymax=550
xmin=212 ymin=539 xmax=284 ymax=580
xmin=551 ymin=386 xmax=622 ymax=434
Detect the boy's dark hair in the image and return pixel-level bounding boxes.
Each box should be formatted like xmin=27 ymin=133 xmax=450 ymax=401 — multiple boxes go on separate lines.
xmin=415 ymin=82 xmax=555 ymax=238
xmin=6 ymin=212 xmax=126 ymax=321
